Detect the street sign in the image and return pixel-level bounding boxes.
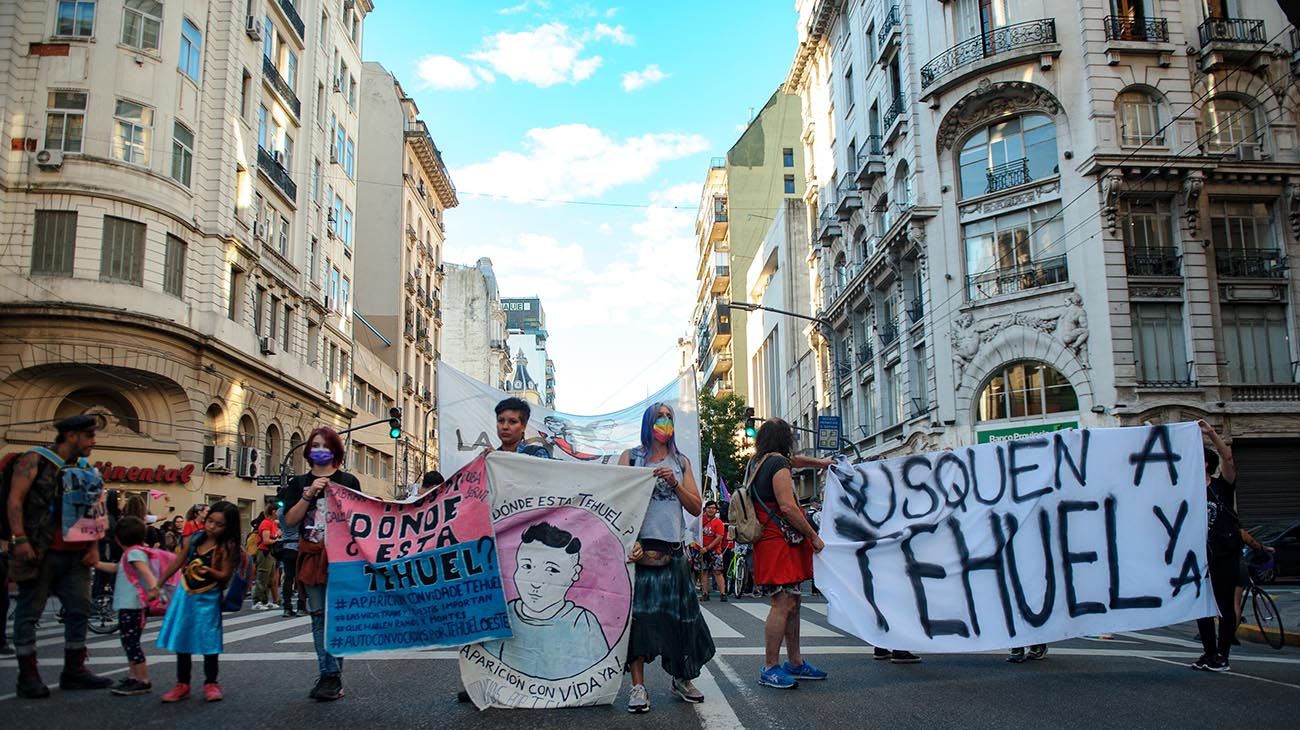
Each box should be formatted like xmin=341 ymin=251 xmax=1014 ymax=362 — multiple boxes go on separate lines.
xmin=255 ymin=474 xmax=283 ymax=488
xmin=817 ymin=416 xmax=841 ymax=451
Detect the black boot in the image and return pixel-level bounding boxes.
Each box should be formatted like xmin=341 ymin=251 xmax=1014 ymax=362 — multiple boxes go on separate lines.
xmin=16 ymin=654 xmax=50 ymax=699
xmin=59 ymin=647 xmax=112 ymax=690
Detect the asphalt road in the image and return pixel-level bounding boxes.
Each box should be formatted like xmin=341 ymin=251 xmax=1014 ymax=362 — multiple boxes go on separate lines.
xmin=3 ymin=590 xmax=1298 ymax=729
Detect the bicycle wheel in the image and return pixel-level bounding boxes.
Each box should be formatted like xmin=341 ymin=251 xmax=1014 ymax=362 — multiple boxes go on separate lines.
xmin=86 ymin=592 xmax=119 ymax=635
xmin=1248 ymin=586 xmax=1286 ymax=650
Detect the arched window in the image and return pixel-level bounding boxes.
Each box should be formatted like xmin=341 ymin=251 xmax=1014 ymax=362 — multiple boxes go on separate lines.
xmin=1202 ymin=96 xmax=1261 ymax=153
xmin=265 ymin=423 xmax=282 ymax=473
xmin=834 ymin=253 xmax=849 ymax=288
xmin=56 ymin=387 xmax=140 ymax=433
xmin=289 ymin=431 xmax=304 ymax=473
xmin=977 ymin=361 xmax=1078 ymax=421
xmin=238 ymin=413 xmax=256 ymax=447
xmin=852 ymin=225 xmax=869 ymax=261
xmin=893 ymin=162 xmax=912 ymax=210
xmin=874 ymin=193 xmax=892 ymax=235
xmin=205 ymin=404 xmax=227 ymax=445
xmin=958 ymin=112 xmax=1057 ymax=198
xmin=1117 ymin=89 xmax=1164 ymax=146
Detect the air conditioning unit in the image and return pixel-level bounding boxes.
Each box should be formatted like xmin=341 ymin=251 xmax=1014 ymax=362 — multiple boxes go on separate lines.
xmin=245 ymin=15 xmax=261 ymax=40
xmin=332 ymin=76 xmax=343 ymax=93
xmin=1235 ymin=143 xmax=1261 ymax=162
xmin=260 ymin=336 xmax=277 ymax=355
xmin=273 ymin=150 xmax=285 ymax=166
xmin=323 ymin=295 xmax=332 ymax=310
xmin=329 ymin=148 xmax=338 ymax=164
xmin=252 ymin=221 xmax=265 ymax=240
xmin=237 ymin=446 xmax=261 ymax=479
xmin=35 ymin=149 xmax=64 ymax=170
xmin=204 ymin=445 xmax=232 ymax=473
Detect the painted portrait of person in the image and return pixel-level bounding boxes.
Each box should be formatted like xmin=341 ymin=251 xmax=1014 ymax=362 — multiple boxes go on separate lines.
xmin=485 ymin=521 xmax=610 ymax=680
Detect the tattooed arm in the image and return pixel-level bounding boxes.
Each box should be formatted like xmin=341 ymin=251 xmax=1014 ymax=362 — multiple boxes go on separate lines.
xmin=6 ymin=454 xmax=40 ymax=562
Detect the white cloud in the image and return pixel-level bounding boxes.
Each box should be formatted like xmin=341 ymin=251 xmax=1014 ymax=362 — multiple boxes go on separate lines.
xmin=499 ymin=0 xmax=548 ymax=15
xmin=468 ymin=23 xmax=605 ymax=87
xmin=414 ymin=55 xmax=480 ymax=90
xmin=473 ymin=66 xmax=496 ymax=83
xmin=592 ymin=23 xmax=634 ymax=45
xmin=453 ymin=124 xmax=709 ymax=203
xmin=621 ymin=63 xmax=667 ymax=92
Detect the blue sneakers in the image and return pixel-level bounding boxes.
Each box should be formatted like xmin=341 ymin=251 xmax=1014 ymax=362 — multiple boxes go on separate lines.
xmin=782 ymin=660 xmax=828 ymax=680
xmin=758 ymin=665 xmax=798 ymax=689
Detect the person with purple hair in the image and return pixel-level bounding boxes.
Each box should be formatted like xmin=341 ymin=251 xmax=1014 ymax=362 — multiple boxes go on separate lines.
xmin=618 ymin=403 xmax=714 ymax=714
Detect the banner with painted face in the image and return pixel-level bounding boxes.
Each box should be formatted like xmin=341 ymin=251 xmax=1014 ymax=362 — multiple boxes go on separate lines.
xmin=815 ymin=423 xmax=1217 ymax=653
xmin=458 ymin=452 xmax=655 ymax=709
xmin=324 ymin=456 xmax=512 ymax=655
xmin=437 ymin=363 xmax=701 ymax=484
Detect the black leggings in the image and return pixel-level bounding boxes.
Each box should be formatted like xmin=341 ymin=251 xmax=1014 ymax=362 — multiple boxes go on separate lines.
xmin=118 ymin=610 xmax=146 ymax=664
xmin=176 ymin=653 xmax=219 ymax=685
xmin=1195 ymin=554 xmax=1238 ymax=659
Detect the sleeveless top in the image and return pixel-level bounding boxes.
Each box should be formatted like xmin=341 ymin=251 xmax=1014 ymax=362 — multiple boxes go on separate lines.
xmin=631 ymin=446 xmax=686 ymax=543
xmin=182 ymin=540 xmax=221 ymax=594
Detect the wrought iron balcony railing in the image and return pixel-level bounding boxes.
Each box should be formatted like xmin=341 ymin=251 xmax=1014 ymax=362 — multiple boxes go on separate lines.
xmin=877 ymin=6 xmax=900 ymax=49
xmin=856 ymin=346 xmax=874 ymax=366
xmin=879 ymin=321 xmax=899 ymax=346
xmin=1215 ymin=249 xmax=1288 ymax=279
xmin=275 ymin=0 xmax=306 ymax=40
xmin=921 ymin=19 xmax=1057 ymax=89
xmin=262 ymin=55 xmax=301 ymax=118
xmin=1198 ymin=17 xmax=1266 ymax=45
xmin=256 ymin=145 xmax=297 ymax=201
xmin=986 ymin=158 xmax=1031 ymax=194
xmin=1125 ymin=247 xmax=1181 ymax=277
xmin=967 ymin=255 xmax=1069 ymax=300
xmin=882 ymin=93 xmax=905 ymax=131
xmin=906 ymin=295 xmax=923 ymax=323
xmin=1103 ymin=15 xmax=1169 ymax=42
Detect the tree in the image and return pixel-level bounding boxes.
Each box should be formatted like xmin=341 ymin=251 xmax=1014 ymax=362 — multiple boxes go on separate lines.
xmin=698 ymin=391 xmax=749 ymax=497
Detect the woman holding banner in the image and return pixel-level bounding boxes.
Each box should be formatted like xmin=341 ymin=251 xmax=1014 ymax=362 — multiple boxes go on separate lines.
xmin=282 ymin=427 xmax=361 ymax=702
xmin=748 ymin=418 xmax=829 ymax=689
xmin=620 ymin=403 xmax=714 ymax=715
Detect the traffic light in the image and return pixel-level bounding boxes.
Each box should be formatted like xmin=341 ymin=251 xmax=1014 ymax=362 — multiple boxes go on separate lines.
xmin=388 ymin=406 xmax=402 ymax=439
xmin=744 ymin=407 xmax=757 ymax=439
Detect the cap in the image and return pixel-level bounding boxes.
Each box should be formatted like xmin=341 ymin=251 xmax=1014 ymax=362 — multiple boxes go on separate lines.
xmin=55 ymin=414 xmax=99 ymax=434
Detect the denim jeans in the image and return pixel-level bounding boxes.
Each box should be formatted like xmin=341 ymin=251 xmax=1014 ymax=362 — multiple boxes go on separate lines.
xmin=304 ymin=584 xmax=341 ymax=677
xmin=279 ymin=548 xmax=299 ymax=609
xmin=12 ymin=549 xmax=91 ymax=657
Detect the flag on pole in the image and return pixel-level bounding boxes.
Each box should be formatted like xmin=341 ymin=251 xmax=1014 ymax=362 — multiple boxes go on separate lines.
xmin=705 ymin=450 xmax=718 ymax=492
xmin=718 ymin=475 xmax=731 ymax=503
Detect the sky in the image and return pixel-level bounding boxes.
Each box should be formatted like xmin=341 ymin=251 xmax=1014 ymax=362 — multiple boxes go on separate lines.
xmin=363 ymin=1 xmax=797 ymax=413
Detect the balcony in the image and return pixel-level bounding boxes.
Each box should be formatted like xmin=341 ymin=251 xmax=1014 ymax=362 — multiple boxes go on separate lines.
xmin=702 ymin=351 xmax=734 ymax=382
xmin=907 ymin=295 xmax=923 ymax=323
xmin=404 ymin=323 xmax=414 ymax=340
xmin=835 ymin=179 xmax=862 ymax=218
xmin=273 ymin=0 xmax=306 ymax=41
xmin=706 ymin=196 xmax=729 ymax=242
xmin=403 ymin=375 xmax=414 ymax=394
xmin=985 ymin=158 xmax=1031 ymax=194
xmin=1126 ymin=247 xmax=1181 ymax=277
xmin=1103 ymin=15 xmax=1169 ymax=42
xmin=1215 ymin=249 xmax=1288 ymax=279
xmin=817 ymin=206 xmax=842 ymax=243
xmin=882 ymin=93 xmax=906 ymax=141
xmin=879 ymin=321 xmax=899 ymax=347
xmin=877 ymin=5 xmax=901 ymax=64
xmin=1230 ymin=384 xmax=1300 ymax=402
xmin=262 ymin=55 xmax=301 ymax=119
xmin=256 ymin=145 xmax=297 ymax=202
xmin=404 ymin=274 xmax=416 ymax=292
xmin=1198 ymin=17 xmax=1268 ymax=72
xmin=710 ymin=263 xmax=731 ymax=296
xmin=424 ymin=295 xmax=435 ymax=309
xmin=1199 ymin=17 xmax=1266 ymax=46
xmin=856 ymin=345 xmax=874 ymax=367
xmin=921 ymin=19 xmax=1058 ymax=90
xmin=967 ymin=255 xmax=1069 ymax=300
xmin=855 ymin=135 xmax=885 ymax=186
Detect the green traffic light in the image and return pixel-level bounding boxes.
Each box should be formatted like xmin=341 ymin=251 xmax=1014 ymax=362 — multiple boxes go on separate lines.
xmin=745 ymin=422 xmax=757 ymax=438
xmin=389 ymin=424 xmax=401 ymax=439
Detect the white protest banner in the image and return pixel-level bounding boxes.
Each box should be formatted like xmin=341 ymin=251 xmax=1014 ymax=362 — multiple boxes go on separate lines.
xmin=437 ymin=363 xmax=700 ymax=484
xmin=815 ymin=423 xmax=1216 ymax=652
xmin=458 ymin=453 xmax=655 ymax=709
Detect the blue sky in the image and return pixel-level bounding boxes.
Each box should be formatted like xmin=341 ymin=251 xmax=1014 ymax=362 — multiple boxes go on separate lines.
xmin=364 ymin=1 xmax=797 ymax=412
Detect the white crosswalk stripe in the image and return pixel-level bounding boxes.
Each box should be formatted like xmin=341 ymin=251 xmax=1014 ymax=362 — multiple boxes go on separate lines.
xmin=698 ymin=605 xmax=743 ymax=639
xmin=733 ymin=602 xmax=844 ymax=637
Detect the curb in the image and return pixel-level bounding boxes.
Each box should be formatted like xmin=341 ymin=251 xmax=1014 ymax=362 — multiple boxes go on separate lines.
xmin=1237 ymin=622 xmax=1299 ymax=647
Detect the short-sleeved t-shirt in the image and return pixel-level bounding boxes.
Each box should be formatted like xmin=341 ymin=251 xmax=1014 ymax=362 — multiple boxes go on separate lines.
xmin=257 ymin=517 xmax=280 ymax=552
xmin=749 ymin=454 xmax=791 ymax=507
xmin=113 ymin=547 xmax=149 ymax=611
xmin=1206 ymin=476 xmax=1242 ymax=558
xmin=280 ymin=471 xmax=362 ymax=545
xmin=702 ymin=517 xmax=726 ymax=552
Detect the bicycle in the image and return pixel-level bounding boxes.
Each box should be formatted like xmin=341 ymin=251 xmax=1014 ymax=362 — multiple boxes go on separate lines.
xmin=725 ymin=546 xmax=749 ymax=599
xmin=1240 ymin=550 xmax=1285 ymax=650
xmin=85 ymin=566 xmax=119 ymax=635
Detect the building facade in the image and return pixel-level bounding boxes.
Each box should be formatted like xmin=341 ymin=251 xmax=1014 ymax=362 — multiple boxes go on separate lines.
xmin=0 ymin=1 xmax=376 ymax=522
xmin=355 ymin=61 xmax=457 ymax=485
xmin=789 ymin=0 xmax=1300 ymax=521
xmin=692 ymin=89 xmax=806 ymax=398
xmin=440 ymin=257 xmax=511 ymax=389
xmin=503 ymin=296 xmax=555 ymax=407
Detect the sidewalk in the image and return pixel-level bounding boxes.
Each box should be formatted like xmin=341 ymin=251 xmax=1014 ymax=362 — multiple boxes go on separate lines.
xmin=1238 ymin=583 xmax=1299 ymax=647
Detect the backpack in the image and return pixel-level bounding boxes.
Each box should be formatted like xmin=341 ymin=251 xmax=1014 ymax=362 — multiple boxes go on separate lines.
xmin=220 ymin=550 xmax=255 ymax=613
xmin=0 ymin=448 xmax=105 ymax=542
xmin=121 ymin=546 xmax=182 ymax=616
xmin=245 ymin=529 xmax=262 ymax=555
xmin=729 ymin=454 xmax=770 ymax=545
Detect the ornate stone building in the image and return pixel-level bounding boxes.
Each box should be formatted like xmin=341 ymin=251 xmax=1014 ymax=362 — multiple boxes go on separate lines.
xmin=789 ymin=0 xmax=1300 ymax=521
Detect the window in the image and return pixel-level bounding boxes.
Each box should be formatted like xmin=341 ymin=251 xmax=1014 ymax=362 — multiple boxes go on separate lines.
xmin=341 ymin=276 xmax=350 ymax=315
xmin=170 ymin=122 xmax=194 ymax=186
xmin=882 ymin=363 xmax=900 ymax=427
xmin=44 ymin=91 xmax=87 ymax=153
xmin=329 ymin=265 xmax=340 ymax=309
xmin=307 ymin=319 xmax=320 ymax=365
xmin=332 ymin=194 xmax=344 ymax=235
xmin=963 ymin=202 xmax=1066 ymax=299
xmin=179 ymin=18 xmax=202 ymax=82
xmin=344 ymin=137 xmax=355 ymax=178
xmin=958 ymin=113 xmax=1058 ymax=198
xmin=283 ymin=133 xmax=295 ymax=169
xmin=100 ymin=216 xmax=146 ymax=285
xmin=834 ymin=253 xmax=849 ymax=289
xmin=31 ymin=210 xmax=77 ymax=276
xmin=285 ymin=49 xmax=299 ymax=91
xmin=262 ymin=16 xmax=273 ymax=59
xmin=269 ymin=295 xmax=280 ymax=342
xmin=1221 ymin=304 xmax=1292 ymax=384
xmin=784 ymin=175 xmax=796 ymax=195
xmin=783 ymin=147 xmax=794 ymax=167
xmin=163 ymin=234 xmax=186 ymax=296
xmin=843 ymin=66 xmax=855 ymax=110
xmin=278 ymin=214 xmax=289 ymax=256
xmin=893 ymin=162 xmax=913 ymax=209
xmin=335 ymin=124 xmax=346 ymax=164
xmin=254 ymin=285 xmax=266 ymax=335
xmin=112 ymin=99 xmax=152 ymax=165
xmin=312 ymin=157 xmax=321 ymax=202
xmin=1121 ymin=198 xmax=1178 ymax=275
xmin=281 ymin=303 xmax=292 ymax=351
xmin=257 ymin=104 xmax=268 ymax=149
xmin=307 ymin=237 xmax=318 ymax=284
xmin=348 ymin=75 xmax=357 ymax=108
xmin=910 ymin=344 xmax=929 ymax=415
xmin=977 ymin=362 xmax=1078 ymax=421
xmin=1132 ymin=303 xmax=1189 ymax=385
xmin=1202 ymin=97 xmax=1261 ymax=152
xmin=56 ymin=1 xmax=95 ymax=37
xmin=227 ymin=266 xmax=244 ymax=320
xmin=1117 ymin=90 xmax=1163 ymax=146
xmin=342 ymin=207 xmax=353 ymax=247
xmin=1211 ymin=201 xmax=1284 ymax=277
xmin=121 ymin=0 xmax=161 ymax=53
xmin=240 ymin=69 xmax=252 ymax=116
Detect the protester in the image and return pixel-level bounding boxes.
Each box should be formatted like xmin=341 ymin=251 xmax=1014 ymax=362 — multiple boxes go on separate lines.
xmin=160 ymin=521 xmax=179 ymax=552
xmin=152 ymin=501 xmax=242 ymax=702
xmin=494 ymin=397 xmax=551 ymax=457
xmin=409 ymin=470 xmax=445 ymax=499
xmin=747 ymin=418 xmax=830 ymax=689
xmin=0 ymin=535 xmax=12 ymax=655
xmin=277 ymin=504 xmax=302 ymax=617
xmin=181 ymin=504 xmax=208 ymax=550
xmin=1193 ymin=420 xmax=1240 ymax=673
xmin=282 ymin=427 xmax=361 ymax=701
xmin=619 ymin=402 xmax=714 ymax=714
xmin=251 ymin=504 xmax=281 ymax=611
xmin=6 ymin=414 xmax=113 ymax=698
xmin=1007 ymin=644 xmax=1048 ymax=663
xmin=699 ymin=501 xmax=727 ymax=602
xmin=93 ymin=516 xmax=159 ymax=695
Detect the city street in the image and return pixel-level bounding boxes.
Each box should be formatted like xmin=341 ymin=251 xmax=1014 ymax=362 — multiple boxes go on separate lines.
xmin=4 ymin=590 xmax=1298 ymax=729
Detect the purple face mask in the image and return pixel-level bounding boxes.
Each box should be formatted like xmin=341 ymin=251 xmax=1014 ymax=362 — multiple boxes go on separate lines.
xmin=307 ymin=447 xmax=335 ymax=466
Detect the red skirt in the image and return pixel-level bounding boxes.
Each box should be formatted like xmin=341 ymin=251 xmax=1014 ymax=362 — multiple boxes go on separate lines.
xmin=752 ymin=510 xmax=813 ymax=587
